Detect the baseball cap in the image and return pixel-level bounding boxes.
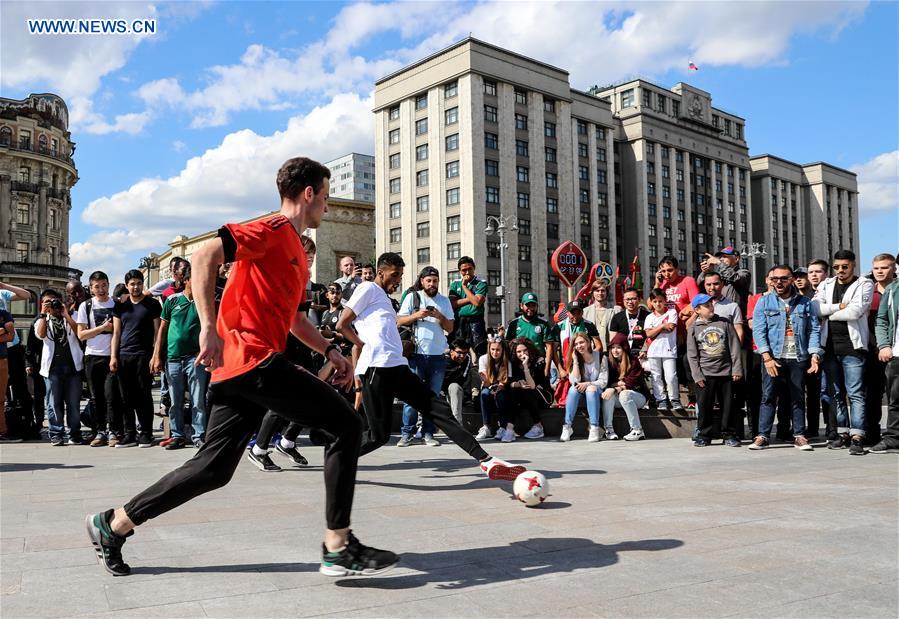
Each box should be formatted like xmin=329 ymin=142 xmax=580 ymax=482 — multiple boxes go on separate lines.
xmin=715 ymin=246 xmax=739 ymax=257
xmin=794 ymin=267 xmax=808 ymax=278
xmin=567 ymin=299 xmax=585 ymax=312
xmin=691 ymin=293 xmax=713 ymax=309
xmin=418 ymin=266 xmax=439 ymax=279
xmin=520 ymin=292 xmax=538 ymax=305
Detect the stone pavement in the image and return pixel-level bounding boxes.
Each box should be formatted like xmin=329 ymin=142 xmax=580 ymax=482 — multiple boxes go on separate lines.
xmin=1 ymin=435 xmax=897 ymax=618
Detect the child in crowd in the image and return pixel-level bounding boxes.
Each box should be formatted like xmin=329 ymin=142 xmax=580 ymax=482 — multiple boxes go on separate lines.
xmin=642 ymin=288 xmax=681 ymax=411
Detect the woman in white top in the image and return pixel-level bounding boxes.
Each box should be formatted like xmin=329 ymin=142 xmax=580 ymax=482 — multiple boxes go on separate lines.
xmin=476 ymin=337 xmax=512 ymax=440
xmin=561 ymin=332 xmax=608 ymax=442
xmin=582 ymin=283 xmax=622 ymax=352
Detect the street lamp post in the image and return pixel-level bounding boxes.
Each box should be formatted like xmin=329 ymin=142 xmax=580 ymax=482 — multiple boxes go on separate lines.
xmin=740 ymin=242 xmax=767 ymax=293
xmin=139 ymin=254 xmax=160 ymax=288
xmin=485 ymin=214 xmax=517 ymax=326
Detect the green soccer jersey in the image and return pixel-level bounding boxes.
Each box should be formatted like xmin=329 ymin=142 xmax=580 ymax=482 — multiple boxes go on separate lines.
xmin=448 ymin=277 xmax=488 ymax=318
xmin=559 ymin=318 xmax=599 ymax=339
xmin=505 ymin=315 xmax=559 ymax=348
xmin=161 ymin=294 xmax=201 ymax=359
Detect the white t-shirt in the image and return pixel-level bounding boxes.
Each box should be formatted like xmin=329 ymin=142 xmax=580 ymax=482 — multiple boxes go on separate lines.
xmin=346 ymin=281 xmax=407 ymax=375
xmin=398 ymin=290 xmax=454 ymax=356
xmin=477 ymin=354 xmax=512 ymax=381
xmin=75 ymin=298 xmax=116 ymax=356
xmin=644 ymin=309 xmax=678 ymax=358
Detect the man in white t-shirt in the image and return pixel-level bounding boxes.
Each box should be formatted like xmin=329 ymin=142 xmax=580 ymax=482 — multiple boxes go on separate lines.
xmin=336 ymin=253 xmax=526 ymax=481
xmin=76 ymin=271 xmax=120 ymax=447
xmin=396 ymin=266 xmax=454 ymax=446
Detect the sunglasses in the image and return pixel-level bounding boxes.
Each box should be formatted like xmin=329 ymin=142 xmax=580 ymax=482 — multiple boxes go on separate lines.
xmin=831 ymin=264 xmax=851 ymax=271
xmin=487 ymin=335 xmax=504 ymax=343
xmin=770 ymin=276 xmax=792 ymax=282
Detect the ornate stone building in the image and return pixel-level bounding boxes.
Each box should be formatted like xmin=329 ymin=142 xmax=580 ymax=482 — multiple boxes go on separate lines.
xmin=0 ymin=93 xmax=81 ymax=317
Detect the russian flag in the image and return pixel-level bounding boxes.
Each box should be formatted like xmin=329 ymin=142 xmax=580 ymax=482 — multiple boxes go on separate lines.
xmin=688 ymin=62 xmax=699 ymax=71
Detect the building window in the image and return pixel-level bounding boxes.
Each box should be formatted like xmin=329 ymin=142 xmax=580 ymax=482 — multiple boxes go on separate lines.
xmin=484 ymin=80 xmax=497 ymax=96
xmin=447 ymin=215 xmax=460 ymax=233
xmin=597 ymin=147 xmax=607 ymax=162
xmin=740 ymin=221 xmax=746 ymax=233
xmin=389 ymin=106 xmax=400 ymax=120
xmin=677 ymin=188 xmax=684 ymax=202
xmin=546 ymin=172 xmax=558 ymax=188
xmin=545 ymin=147 xmax=557 ymax=163
xmin=580 ymin=210 xmax=591 ymax=225
xmin=515 ymin=90 xmax=527 ymax=105
xmin=415 ymin=94 xmax=427 ymax=110
xmin=19 ymin=167 xmax=30 ymax=183
xmin=446 ymin=187 xmax=460 ymax=205
xmin=485 ymin=159 xmax=499 ymax=177
xmin=389 ymin=228 xmax=401 ymax=243
xmin=389 ymin=128 xmax=400 ymax=144
xmin=519 ymin=272 xmax=532 ymax=289
xmin=544 ymin=122 xmax=556 ymax=138
xmin=621 ymin=89 xmax=634 ymax=108
xmin=484 ymin=105 xmax=498 ymax=123
xmin=486 ymin=186 xmax=500 ymax=204
xmin=446 ymin=161 xmax=459 ymax=178
xmin=444 ymin=81 xmax=458 ymax=98
xmin=646 ymin=142 xmax=655 ymax=156
xmin=578 ymin=143 xmax=588 ymax=158
xmin=517 ymin=218 xmax=531 ymax=235
xmin=547 ymin=197 xmax=558 ymax=213
xmin=488 ymin=270 xmax=501 ymax=286
xmin=415 ymin=118 xmax=428 ymax=136
xmin=16 ymin=241 xmax=29 ymax=262
xmin=484 ymin=132 xmax=498 ymax=149
xmin=580 ymin=189 xmax=590 ymax=204
xmin=544 ymin=99 xmax=555 ymax=112
xmin=0 ymin=126 xmax=11 ymax=145
xmin=416 ymin=195 xmax=429 ymax=212
xmin=662 ymin=186 xmax=670 ymax=199
xmin=416 ymin=169 xmax=429 ymax=187
xmin=445 ymin=106 xmax=458 ymax=125
xmin=728 ymin=182 xmax=735 ymax=195
xmin=516 ymin=140 xmax=529 ymax=157
xmin=598 ymin=192 xmax=608 ymax=206
xmin=576 ymin=120 xmax=587 ymax=136
xmin=597 ymin=170 xmax=607 ymax=185
xmin=445 ymin=133 xmax=459 ymax=151
xmin=389 ymin=178 xmax=401 ymax=193
xmin=676 ymin=169 xmax=684 ymax=182
xmin=518 ymin=245 xmax=531 ymax=261
xmin=487 ymin=242 xmax=500 ymax=259
xmin=389 ymin=153 xmax=400 ymax=169
xmin=16 ymin=203 xmax=30 ymax=225
xmin=657 ymin=93 xmax=667 ymax=112
xmin=663 ymin=205 xmax=671 ymax=219
xmin=389 ymin=202 xmax=401 ymax=219
xmin=417 ymin=247 xmax=430 ymax=264
xmin=416 ymin=144 xmax=428 ymax=161
xmin=579 ymin=166 xmax=589 ymax=181
xmin=642 ymin=90 xmax=652 ymax=108
xmin=678 ymin=209 xmax=685 ymax=222
xmin=599 ymin=215 xmax=609 ymax=229
xmin=648 ymin=203 xmax=657 ymax=217
xmin=517 ymin=192 xmax=530 ymax=209
xmin=447 ymin=242 xmax=461 ymax=260
xmin=697 ymin=212 xmax=705 ymax=224
xmin=647 ymin=182 xmax=656 ymax=196
xmin=416 ymin=222 xmax=430 ymax=238
xmin=515 ymin=113 xmax=528 ymax=130
xmin=596 ymin=126 xmax=606 ymax=141
xmin=516 ymin=166 xmax=529 ymax=183
xmin=547 ymin=222 xmax=559 ymax=238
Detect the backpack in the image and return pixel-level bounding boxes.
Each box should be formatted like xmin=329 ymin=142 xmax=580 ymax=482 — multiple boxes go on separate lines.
xmin=398 ymin=288 xmax=420 ymax=358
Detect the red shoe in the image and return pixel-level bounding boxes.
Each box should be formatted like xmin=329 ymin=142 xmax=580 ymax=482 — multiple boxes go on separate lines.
xmin=480 ymin=457 xmax=527 ymax=481
xmin=159 ymin=438 xmax=175 ymax=447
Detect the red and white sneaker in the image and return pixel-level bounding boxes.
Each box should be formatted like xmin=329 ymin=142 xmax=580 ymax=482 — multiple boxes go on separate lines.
xmin=480 ymin=457 xmax=526 ymax=481
xmin=159 ymin=438 xmax=175 ymax=448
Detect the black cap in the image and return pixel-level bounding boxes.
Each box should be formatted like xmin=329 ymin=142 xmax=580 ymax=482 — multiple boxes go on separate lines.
xmin=567 ymin=299 xmax=585 ymax=311
xmin=794 ymin=268 xmax=808 ymax=277
xmin=418 ymin=266 xmax=439 ymax=279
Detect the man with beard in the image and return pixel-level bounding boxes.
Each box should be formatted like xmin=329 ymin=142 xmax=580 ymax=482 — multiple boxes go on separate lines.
xmin=396 ymin=266 xmax=454 ymax=447
xmin=504 ymin=292 xmax=559 ymax=379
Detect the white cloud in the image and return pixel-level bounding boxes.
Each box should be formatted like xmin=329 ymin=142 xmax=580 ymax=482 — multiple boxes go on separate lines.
xmin=852 ymin=150 xmax=898 ymax=214
xmin=71 ymin=94 xmax=374 ymax=279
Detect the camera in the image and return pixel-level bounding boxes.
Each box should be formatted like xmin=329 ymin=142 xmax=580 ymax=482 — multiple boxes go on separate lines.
xmin=49 ymin=299 xmax=63 ymax=310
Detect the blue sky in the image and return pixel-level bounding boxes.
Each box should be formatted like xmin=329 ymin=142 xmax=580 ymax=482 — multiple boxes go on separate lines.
xmin=1 ymin=1 xmax=896 ymax=281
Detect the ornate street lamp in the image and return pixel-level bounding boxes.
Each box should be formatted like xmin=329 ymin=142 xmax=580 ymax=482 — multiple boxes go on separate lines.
xmin=740 ymin=242 xmax=767 ymax=293
xmin=485 ymin=214 xmax=517 ymax=325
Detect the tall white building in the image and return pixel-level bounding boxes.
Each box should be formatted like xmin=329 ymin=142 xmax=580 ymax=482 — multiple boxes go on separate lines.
xmin=325 ymin=153 xmax=376 ymax=203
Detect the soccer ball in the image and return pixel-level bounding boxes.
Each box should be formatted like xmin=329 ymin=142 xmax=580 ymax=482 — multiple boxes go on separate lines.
xmin=513 ymin=471 xmax=549 ymax=507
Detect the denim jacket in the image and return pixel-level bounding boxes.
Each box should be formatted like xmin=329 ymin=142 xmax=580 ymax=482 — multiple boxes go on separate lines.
xmin=752 ymin=289 xmax=821 ymax=361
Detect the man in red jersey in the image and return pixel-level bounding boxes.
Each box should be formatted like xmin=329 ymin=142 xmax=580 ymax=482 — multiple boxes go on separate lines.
xmin=86 ymin=157 xmax=398 ymax=578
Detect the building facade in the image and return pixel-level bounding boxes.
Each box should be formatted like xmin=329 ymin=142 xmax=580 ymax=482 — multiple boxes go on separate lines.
xmin=324 ymin=153 xmax=376 ymax=203
xmin=146 ymin=197 xmax=375 ymax=287
xmin=750 ymin=155 xmax=858 ymax=270
xmin=0 ymin=93 xmax=81 ymax=320
xmin=374 ymin=38 xmax=616 ymax=322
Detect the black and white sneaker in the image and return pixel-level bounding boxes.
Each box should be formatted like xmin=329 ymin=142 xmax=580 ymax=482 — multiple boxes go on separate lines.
xmin=848 ymin=436 xmax=866 ymax=456
xmin=247 ymin=450 xmax=281 ymax=472
xmin=274 ymin=443 xmax=308 ymax=466
xmin=320 ymin=531 xmax=399 ymax=577
xmin=85 ymin=509 xmax=133 ymax=576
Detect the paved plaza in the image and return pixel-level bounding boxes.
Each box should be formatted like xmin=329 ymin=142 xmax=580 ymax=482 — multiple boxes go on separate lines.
xmin=1 ymin=435 xmax=897 ymax=618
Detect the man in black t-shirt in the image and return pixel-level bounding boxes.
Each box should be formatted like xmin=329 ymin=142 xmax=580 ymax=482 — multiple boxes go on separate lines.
xmin=608 ymin=287 xmax=650 ymax=360
xmin=111 ymin=269 xmax=161 ymax=448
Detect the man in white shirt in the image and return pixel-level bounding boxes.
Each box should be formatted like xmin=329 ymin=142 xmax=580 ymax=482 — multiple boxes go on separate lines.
xmin=396 ymin=266 xmax=454 ymax=446
xmin=336 ymin=253 xmax=526 ymax=481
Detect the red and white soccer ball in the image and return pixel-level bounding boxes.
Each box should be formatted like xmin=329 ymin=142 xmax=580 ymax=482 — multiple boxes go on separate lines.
xmin=513 ymin=471 xmax=549 ymax=507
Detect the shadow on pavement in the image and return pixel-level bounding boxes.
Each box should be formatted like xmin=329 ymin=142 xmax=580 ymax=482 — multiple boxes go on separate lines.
xmin=356 ymin=464 xmax=604 ymax=494
xmin=0 ymin=462 xmax=93 ymax=472
xmin=336 ymin=537 xmax=685 ymax=589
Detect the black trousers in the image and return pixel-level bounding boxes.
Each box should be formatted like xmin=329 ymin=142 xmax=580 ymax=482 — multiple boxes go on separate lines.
xmin=84 ymin=355 xmax=120 ymax=435
xmin=6 ymin=344 xmax=32 ymax=412
xmin=124 ymin=354 xmax=361 ymax=530
xmin=878 ymin=358 xmax=899 ymax=447
xmin=256 ymin=411 xmax=302 ymax=448
xmin=865 ymin=351 xmax=886 ymax=443
xmin=696 ymin=375 xmax=735 ymax=440
xmin=27 ymin=368 xmax=46 ymax=430
xmin=508 ymin=388 xmax=543 ymax=427
xmin=360 ymin=364 xmax=488 ymax=461
xmin=117 ymin=354 xmax=154 ymax=438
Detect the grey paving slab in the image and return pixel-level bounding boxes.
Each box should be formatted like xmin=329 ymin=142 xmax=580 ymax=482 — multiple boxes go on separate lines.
xmin=2 ymin=435 xmax=897 ymax=618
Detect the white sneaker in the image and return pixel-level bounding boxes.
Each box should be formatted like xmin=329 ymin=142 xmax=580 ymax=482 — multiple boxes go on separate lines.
xmin=588 ymin=426 xmax=601 ymax=442
xmin=396 ymin=435 xmax=413 ymax=447
xmin=605 ymin=427 xmax=619 ymax=440
xmin=494 ymin=427 xmax=505 ymax=441
xmin=656 ymin=400 xmax=671 ymax=411
xmin=501 ymin=426 xmax=516 ymax=442
xmin=475 ymin=425 xmax=491 ymax=441
xmin=560 ymin=424 xmax=573 ymax=442
xmin=423 ymin=433 xmax=440 ymax=447
xmin=624 ymin=429 xmax=645 ymax=441
xmin=523 ymin=424 xmax=544 ymax=439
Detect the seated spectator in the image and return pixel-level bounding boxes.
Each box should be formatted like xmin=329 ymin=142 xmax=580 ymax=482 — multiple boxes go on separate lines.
xmin=443 ymin=339 xmax=476 ymax=425
xmin=507 ymin=337 xmax=552 ymax=442
xmin=562 ymin=332 xmax=608 ymax=442
xmin=601 ymin=333 xmax=648 ymax=441
xmin=476 ymin=337 xmax=511 ymax=440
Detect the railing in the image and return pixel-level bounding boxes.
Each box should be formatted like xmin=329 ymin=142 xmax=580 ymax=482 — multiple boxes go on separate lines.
xmin=47 ymin=187 xmax=70 ymax=201
xmin=10 ymin=180 xmax=39 ymax=194
xmin=0 ymin=262 xmax=82 ymax=280
xmin=0 ymin=139 xmax=75 ymax=166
